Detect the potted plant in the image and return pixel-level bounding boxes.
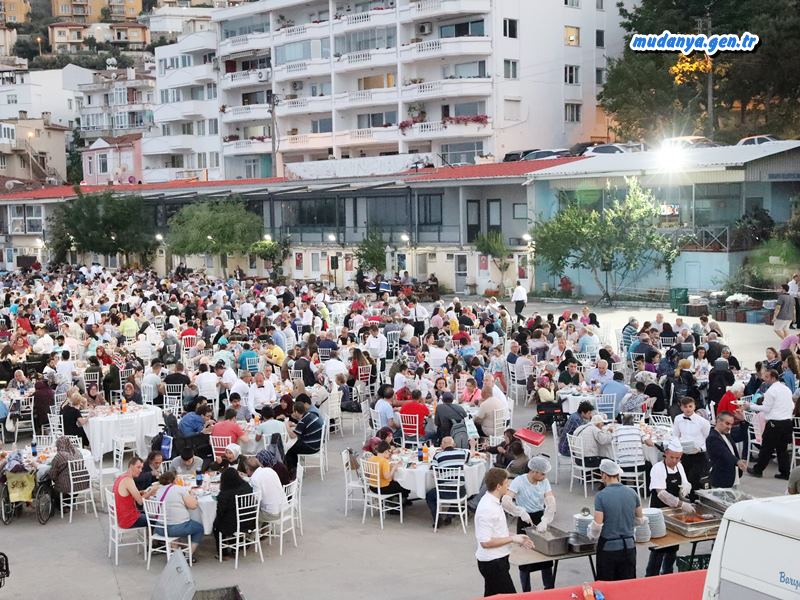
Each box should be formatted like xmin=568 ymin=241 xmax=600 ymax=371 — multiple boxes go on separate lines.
xmin=219 ymin=104 xmax=227 ymax=113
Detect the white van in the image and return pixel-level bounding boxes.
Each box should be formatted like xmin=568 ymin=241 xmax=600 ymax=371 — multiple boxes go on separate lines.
xmin=702 ymin=495 xmax=800 ymax=599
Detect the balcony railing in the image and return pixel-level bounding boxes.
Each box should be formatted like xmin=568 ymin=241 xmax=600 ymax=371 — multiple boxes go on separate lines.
xmin=268 ymin=225 xmax=460 ymax=245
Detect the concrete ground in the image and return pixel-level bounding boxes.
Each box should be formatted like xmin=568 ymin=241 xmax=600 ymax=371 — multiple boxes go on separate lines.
xmin=0 ymin=303 xmax=790 ymax=600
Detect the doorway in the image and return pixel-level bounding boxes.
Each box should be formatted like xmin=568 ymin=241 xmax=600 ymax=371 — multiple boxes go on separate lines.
xmin=454 ymin=254 xmax=468 ymax=293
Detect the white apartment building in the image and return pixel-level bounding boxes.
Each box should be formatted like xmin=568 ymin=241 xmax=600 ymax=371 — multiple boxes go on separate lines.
xmin=0 ymin=64 xmax=94 ymax=129
xmin=141 ymin=6 xmax=215 ymax=42
xmin=142 ymin=27 xmax=221 ymax=182
xmin=210 ymin=0 xmax=627 ymax=177
xmin=78 ymin=67 xmax=157 ymax=142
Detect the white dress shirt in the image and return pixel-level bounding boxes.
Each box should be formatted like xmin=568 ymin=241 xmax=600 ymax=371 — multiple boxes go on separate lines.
xmin=788 ymin=279 xmax=799 ymax=298
xmin=672 ymin=412 xmax=711 ymax=452
xmin=750 ymin=381 xmax=794 ymax=420
xmin=410 ymin=304 xmax=429 ymax=321
xmin=249 ymin=380 xmax=276 ymax=409
xmin=427 ymin=346 xmax=448 ymax=369
xmin=365 ymin=333 xmax=387 ymax=360
xmin=474 ymin=492 xmax=511 ymax=561
xmin=511 ymin=285 xmax=527 ymax=303
xmin=249 ymin=466 xmax=287 ymax=514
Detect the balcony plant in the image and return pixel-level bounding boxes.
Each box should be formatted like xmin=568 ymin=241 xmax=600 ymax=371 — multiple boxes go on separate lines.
xmin=222 ymin=134 xmax=239 ymax=142
xmin=219 ymin=104 xmax=227 ymax=113
xmin=442 ymin=114 xmax=489 ymax=127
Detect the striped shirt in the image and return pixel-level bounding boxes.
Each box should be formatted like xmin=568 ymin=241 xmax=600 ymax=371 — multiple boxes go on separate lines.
xmin=294 ymin=411 xmax=323 ymax=451
xmin=432 ymin=447 xmax=469 ymax=469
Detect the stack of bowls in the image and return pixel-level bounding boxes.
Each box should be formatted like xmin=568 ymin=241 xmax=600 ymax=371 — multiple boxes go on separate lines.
xmin=574 ymin=513 xmax=594 ymax=537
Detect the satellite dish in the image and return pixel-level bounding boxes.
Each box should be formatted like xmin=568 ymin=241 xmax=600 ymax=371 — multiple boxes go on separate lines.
xmin=128 ymin=175 xmax=136 ymax=184
xmin=4 ymin=180 xmax=23 ymax=191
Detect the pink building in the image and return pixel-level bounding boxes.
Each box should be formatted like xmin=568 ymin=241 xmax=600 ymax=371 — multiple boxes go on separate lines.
xmin=81 ymin=133 xmax=143 ymax=185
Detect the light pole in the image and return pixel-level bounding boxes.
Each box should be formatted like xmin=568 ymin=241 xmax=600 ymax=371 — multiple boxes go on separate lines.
xmin=327 ymin=233 xmax=336 ymax=287
xmin=36 ymin=36 xmax=42 ymax=56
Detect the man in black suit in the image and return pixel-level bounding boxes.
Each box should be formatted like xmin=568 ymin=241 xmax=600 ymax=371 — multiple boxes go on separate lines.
xmin=706 ymin=411 xmax=747 ymax=488
xmin=704 ymin=332 xmax=725 ymax=365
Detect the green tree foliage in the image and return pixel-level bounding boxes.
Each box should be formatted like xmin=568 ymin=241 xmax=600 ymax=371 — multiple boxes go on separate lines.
xmin=474 ymin=231 xmax=512 ymax=292
xmin=100 ymin=6 xmax=112 ymax=22
xmin=599 ymin=0 xmax=800 ymax=142
xmin=250 ymin=238 xmax=290 ymax=279
xmin=355 ymin=228 xmax=387 ymax=273
xmin=167 ymin=199 xmax=262 ymax=268
xmin=47 ymin=191 xmax=156 ymax=265
xmin=66 ymin=130 xmax=83 ymax=185
xmin=145 ymin=35 xmax=174 ymax=53
xmin=30 ymin=52 xmax=133 ymax=70
xmin=531 ymin=178 xmax=682 ymax=303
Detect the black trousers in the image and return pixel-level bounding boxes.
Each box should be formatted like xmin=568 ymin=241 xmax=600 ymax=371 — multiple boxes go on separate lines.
xmin=517 ymin=512 xmax=554 ymax=591
xmin=680 ymin=452 xmax=709 ymax=502
xmin=596 ymin=546 xmax=637 ymax=581
xmin=284 ymin=441 xmax=318 ymax=472
xmin=370 ymin=480 xmax=410 ymax=499
xmin=794 ymin=297 xmax=800 ymax=327
xmin=477 ymin=556 xmax=516 ymax=597
xmin=514 ymin=300 xmax=526 ymax=324
xmin=754 ymin=419 xmax=793 ymax=476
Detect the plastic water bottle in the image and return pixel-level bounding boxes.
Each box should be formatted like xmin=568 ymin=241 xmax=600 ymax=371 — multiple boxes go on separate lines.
xmin=121 ymin=397 xmax=127 ymax=414
xmin=417 ymin=446 xmax=423 ymax=462
xmin=195 ymin=468 xmax=203 ymax=487
xmin=31 ymin=439 xmax=38 ymax=457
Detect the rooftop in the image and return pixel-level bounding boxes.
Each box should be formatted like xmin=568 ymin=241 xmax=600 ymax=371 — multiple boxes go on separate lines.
xmin=405 ymin=157 xmax=585 ymax=182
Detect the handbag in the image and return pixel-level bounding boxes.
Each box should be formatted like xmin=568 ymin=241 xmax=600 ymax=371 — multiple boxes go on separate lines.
xmin=464 ymin=415 xmax=479 ymax=439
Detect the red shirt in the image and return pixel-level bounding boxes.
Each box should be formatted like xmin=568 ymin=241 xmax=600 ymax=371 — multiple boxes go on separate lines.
xmin=399 ymin=401 xmax=430 ymax=436
xmin=452 ymin=331 xmax=471 ymax=344
xmin=716 ymin=391 xmax=743 ymax=422
xmin=211 ymin=420 xmax=245 ymax=448
xmin=180 ymin=327 xmax=197 ymax=338
xmin=113 ymin=474 xmax=140 ymax=529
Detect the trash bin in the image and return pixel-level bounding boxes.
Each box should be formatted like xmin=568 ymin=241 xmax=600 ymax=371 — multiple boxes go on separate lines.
xmin=152 ymin=553 xmax=245 ymax=600
xmin=669 ymin=288 xmax=689 ymax=311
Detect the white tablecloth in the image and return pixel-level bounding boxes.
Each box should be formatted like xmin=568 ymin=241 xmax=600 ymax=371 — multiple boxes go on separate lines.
xmin=394 ymin=459 xmax=486 ymax=500
xmin=193 ymin=492 xmax=217 ymax=535
xmin=557 ymin=391 xmax=597 ymax=414
xmin=84 ymin=406 xmax=162 ymax=460
xmin=35 ymin=448 xmax=97 ymax=479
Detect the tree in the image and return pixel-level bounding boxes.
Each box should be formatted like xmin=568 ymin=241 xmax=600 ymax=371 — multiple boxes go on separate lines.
xmin=354 ymin=228 xmax=387 ymax=273
xmin=250 ymin=238 xmax=290 ymax=280
xmin=531 ymin=177 xmax=682 ymax=304
xmin=66 ymin=129 xmax=83 ymax=184
xmin=100 ymin=6 xmax=112 ymax=22
xmin=47 ymin=191 xmax=157 ymax=266
xmin=475 ymin=231 xmax=512 ymax=293
xmin=167 ymin=198 xmax=262 ymax=274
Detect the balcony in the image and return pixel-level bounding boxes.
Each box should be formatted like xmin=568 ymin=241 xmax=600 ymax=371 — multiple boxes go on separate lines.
xmin=221 ymin=103 xmax=271 ymax=124
xmin=399 ymin=0 xmax=490 ymax=22
xmin=401 ymin=77 xmax=491 ymax=102
xmin=332 ymin=8 xmax=396 ymax=32
xmin=154 ymin=100 xmax=210 ymax=123
xmin=400 ymin=36 xmax=491 ymax=61
xmin=280 ymin=132 xmax=333 ymax=151
xmin=177 ymin=30 xmax=216 ymax=53
xmin=334 ymin=87 xmax=398 ymax=108
xmin=220 ymin=68 xmax=271 ymax=91
xmin=218 ymin=30 xmax=271 ymax=58
xmin=274 ymin=95 xmax=332 ymax=116
xmin=401 ymin=116 xmax=492 ymax=140
xmin=336 ymin=126 xmax=399 ymax=147
xmin=142 ymin=135 xmax=198 ymax=155
xmin=271 ymin=20 xmax=330 ymax=45
xmin=272 ymin=58 xmax=330 ymax=82
xmin=222 ymin=138 xmax=272 ymax=156
xmin=142 ymin=167 xmax=222 ymax=183
xmin=160 ymin=63 xmax=215 ymax=89
xmin=334 ymin=47 xmax=397 ymax=73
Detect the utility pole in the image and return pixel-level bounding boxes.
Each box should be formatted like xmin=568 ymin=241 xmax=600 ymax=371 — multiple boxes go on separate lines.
xmin=696 ymin=15 xmax=713 ymax=138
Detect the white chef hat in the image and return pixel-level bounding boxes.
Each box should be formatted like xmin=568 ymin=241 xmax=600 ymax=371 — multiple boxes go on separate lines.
xmin=666 ymin=439 xmax=684 ymax=454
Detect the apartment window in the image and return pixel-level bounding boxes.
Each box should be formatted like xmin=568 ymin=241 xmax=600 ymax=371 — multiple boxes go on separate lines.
xmin=321 ymin=37 xmax=330 ymax=59
xmin=160 ymin=90 xmax=168 ymax=103
xmin=356 ymin=110 xmax=396 ymax=129
xmin=441 ymin=141 xmax=483 ymax=165
xmin=209 ymin=152 xmax=219 ymax=168
xmin=513 ymin=203 xmax=527 ymax=219
xmin=442 ymin=101 xmax=484 ymax=118
xmin=311 ymin=81 xmax=333 ymax=96
xmin=113 ymin=87 xmax=125 ymax=105
xmin=334 ymin=27 xmax=395 ymax=55
xmin=57 ymin=30 xmax=66 ymax=38
xmin=564 ymin=0 xmax=580 ymax=6
xmin=504 ymin=98 xmax=521 ymax=121
xmin=206 ymin=83 xmax=217 ymax=100
xmin=311 ymin=117 xmax=333 ymax=133
xmin=440 ymin=19 xmax=484 ymax=38
xmin=98 ymin=153 xmax=108 ymax=173
xmin=6 ymin=94 xmax=17 ymax=104
xmin=197 ymin=152 xmax=207 ymax=168
xmin=161 ymin=124 xmax=171 ymax=136
xmin=241 ymin=56 xmax=269 ymax=71
xmin=244 ymin=158 xmax=259 ymax=178
xmin=418 ymin=194 xmax=442 ymax=225
xmin=596 ymin=0 xmax=604 ymax=8
xmin=10 ymin=205 xmax=43 ymax=233
xmin=190 ymin=86 xmax=205 ymax=101
xmin=487 ymin=199 xmax=501 ymax=231
xmin=565 ymin=26 xmax=580 ymax=46
xmin=275 ymin=40 xmax=311 ymax=65
xmin=564 ymin=103 xmax=582 ymax=122
xmin=169 ymin=89 xmax=182 ymax=103
xmin=0 ymin=155 xmax=6 ymax=169
xmin=208 ymin=118 xmax=218 ymax=135
xmin=196 ymin=120 xmax=206 ymax=136
xmin=503 ymin=18 xmax=518 ymax=38
xmin=181 ymin=123 xmax=193 ymax=135
xmin=67 ymin=98 xmax=73 ymax=110
xmin=504 ymin=59 xmax=518 ymax=79
xmin=86 ymin=155 xmax=93 ymax=175
xmin=180 ymin=55 xmax=191 ymax=68
xmin=59 ymin=4 xmax=69 ymax=12
xmin=158 ymin=58 xmax=167 ymax=74
xmin=564 ymin=65 xmax=580 ymax=84
xmin=596 ymin=67 xmax=606 ymax=85
xmin=596 ymin=29 xmax=605 ymax=48
xmin=443 ymin=60 xmax=486 ymax=79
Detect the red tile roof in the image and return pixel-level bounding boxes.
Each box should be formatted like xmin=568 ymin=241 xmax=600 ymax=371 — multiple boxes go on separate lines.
xmin=403 ymin=156 xmax=586 ymax=181
xmin=0 ymin=177 xmax=288 ymax=201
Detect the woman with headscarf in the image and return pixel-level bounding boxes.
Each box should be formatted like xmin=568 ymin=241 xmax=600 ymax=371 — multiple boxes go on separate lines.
xmin=33 ymin=373 xmax=54 ymax=433
xmin=48 ymin=435 xmax=85 ymax=498
xmin=256 ymin=445 xmax=291 ymax=485
xmin=212 ymin=467 xmax=255 ymax=560
xmin=83 ymin=382 xmax=106 ymax=407
xmin=208 ymin=443 xmax=242 ymax=472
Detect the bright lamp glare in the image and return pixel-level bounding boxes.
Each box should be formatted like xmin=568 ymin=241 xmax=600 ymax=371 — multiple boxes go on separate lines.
xmin=657 ymin=144 xmax=685 ymax=172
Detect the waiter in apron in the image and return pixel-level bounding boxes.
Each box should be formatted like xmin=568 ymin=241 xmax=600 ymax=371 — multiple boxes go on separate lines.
xmin=408 ymin=300 xmax=429 ymax=337
xmin=587 ymin=459 xmax=647 ymax=581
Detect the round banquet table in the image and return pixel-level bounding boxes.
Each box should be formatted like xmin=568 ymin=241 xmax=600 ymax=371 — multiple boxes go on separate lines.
xmin=393 ymin=458 xmax=487 ymax=500
xmin=557 ymin=390 xmax=598 ymax=414
xmin=193 ymin=491 xmax=218 ymax=535
xmin=84 ymin=405 xmax=162 ymax=461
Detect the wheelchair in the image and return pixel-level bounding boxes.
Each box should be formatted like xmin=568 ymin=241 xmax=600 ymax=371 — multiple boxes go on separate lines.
xmin=0 ymin=470 xmax=53 ymax=525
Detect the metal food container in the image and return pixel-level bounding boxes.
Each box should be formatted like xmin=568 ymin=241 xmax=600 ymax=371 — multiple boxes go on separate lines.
xmin=568 ymin=532 xmax=597 ymax=553
xmin=661 ymin=507 xmax=721 ymax=538
xmin=695 ymin=488 xmax=753 ymax=515
xmin=524 ymin=526 xmax=570 ymax=556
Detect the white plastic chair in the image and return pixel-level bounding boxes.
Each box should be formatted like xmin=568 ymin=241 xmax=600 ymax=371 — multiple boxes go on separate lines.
xmin=743 ymin=410 xmax=762 ymax=467
xmin=613 ymin=439 xmax=647 ymax=498
xmin=262 ymin=480 xmax=297 ymax=556
xmin=341 ymin=449 xmax=364 ymax=517
xmin=650 ymin=414 xmax=673 ymax=427
xmin=33 ymin=434 xmax=56 ymax=449
xmin=143 ymin=497 xmax=193 ymax=570
xmin=218 ymin=492 xmax=262 ymax=569
xmin=141 ymin=383 xmax=157 ymax=405
xmin=47 ymin=414 xmax=64 ymax=437
xmin=294 ymin=463 xmax=305 ymax=536
xmin=792 ymin=417 xmax=800 ymax=469
xmin=567 ymin=433 xmax=601 ymax=498
xmin=360 ymin=458 xmax=403 ymax=529
xmin=95 ymin=437 xmax=125 ymax=507
xmin=210 ymin=435 xmax=230 ymax=460
xmin=326 ymin=389 xmax=343 ymax=437
xmin=551 ymin=421 xmax=570 ymax=486
xmin=432 ymin=466 xmax=468 ymax=533
xmin=400 ymin=413 xmax=422 ymax=451
xmin=60 ymin=458 xmax=98 ymax=523
xmin=596 ymin=394 xmax=618 ymax=421
xmin=13 ymin=396 xmax=35 ymax=442
xmin=104 ymin=488 xmax=145 ymax=566
xmin=298 ymin=417 xmax=328 ymax=479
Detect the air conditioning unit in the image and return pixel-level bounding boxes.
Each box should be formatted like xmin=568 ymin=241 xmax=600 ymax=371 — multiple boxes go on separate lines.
xmin=291 ymin=81 xmax=303 ymax=91
xmin=416 ymin=22 xmax=433 ymax=35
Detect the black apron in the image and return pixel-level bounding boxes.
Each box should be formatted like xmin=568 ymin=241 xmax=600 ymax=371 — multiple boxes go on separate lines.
xmin=650 ymin=462 xmax=682 ymax=509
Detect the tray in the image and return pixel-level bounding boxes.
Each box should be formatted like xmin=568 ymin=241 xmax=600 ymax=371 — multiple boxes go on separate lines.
xmin=661 ymin=507 xmax=721 ymax=538
xmin=568 ymin=532 xmax=596 ymax=553
xmin=694 ymin=488 xmax=753 ymax=514
xmin=524 ymin=526 xmax=570 ymax=556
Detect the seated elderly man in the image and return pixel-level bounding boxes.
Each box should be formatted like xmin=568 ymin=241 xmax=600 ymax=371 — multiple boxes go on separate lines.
xmin=601 ymin=372 xmax=630 ymax=415
xmin=573 ymin=414 xmax=614 ymax=466
xmin=587 ymin=360 xmax=614 ymax=388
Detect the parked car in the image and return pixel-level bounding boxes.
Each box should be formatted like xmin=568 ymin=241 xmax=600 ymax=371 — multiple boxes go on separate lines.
xmin=569 ymin=141 xmax=603 ymax=156
xmin=583 ymin=142 xmax=647 ymax=155
xmin=503 ymin=149 xmax=540 ymax=162
xmin=521 ymin=149 xmax=571 ymax=161
xmin=661 ymin=136 xmax=721 ymax=149
xmin=736 ymin=134 xmax=780 ymax=145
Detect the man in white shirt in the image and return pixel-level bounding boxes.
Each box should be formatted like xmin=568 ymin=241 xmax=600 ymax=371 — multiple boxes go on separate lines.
xmin=427 ymin=339 xmax=448 ymax=369
xmin=671 ymin=396 xmax=711 ymax=498
xmin=300 ymin=303 xmax=314 ymax=333
xmin=364 ymin=325 xmax=387 ymax=372
xmin=745 ymin=368 xmax=794 ymax=479
xmin=587 ymin=360 xmax=614 ymax=387
xmin=195 ymin=364 xmax=219 ymax=400
xmin=787 ymin=273 xmax=800 ymax=329
xmin=408 ymin=301 xmax=429 ymax=337
xmin=249 ymin=372 xmax=276 ymax=411
xmin=245 ymin=457 xmax=286 ymax=522
xmin=55 ymin=349 xmax=77 ymax=386
xmin=474 ymin=467 xmax=533 ymax=596
xmin=322 ymin=351 xmax=349 ymax=383
xmin=511 ymin=281 xmax=527 ymax=325
xmin=231 ymin=370 xmax=252 ymax=415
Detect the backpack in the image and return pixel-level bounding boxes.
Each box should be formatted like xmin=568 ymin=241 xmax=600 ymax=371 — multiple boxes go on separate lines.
xmin=450 ymin=421 xmax=470 ymax=449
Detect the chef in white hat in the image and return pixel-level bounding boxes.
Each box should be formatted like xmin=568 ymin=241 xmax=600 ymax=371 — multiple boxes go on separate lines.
xmin=645 ymin=438 xmax=694 ymax=577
